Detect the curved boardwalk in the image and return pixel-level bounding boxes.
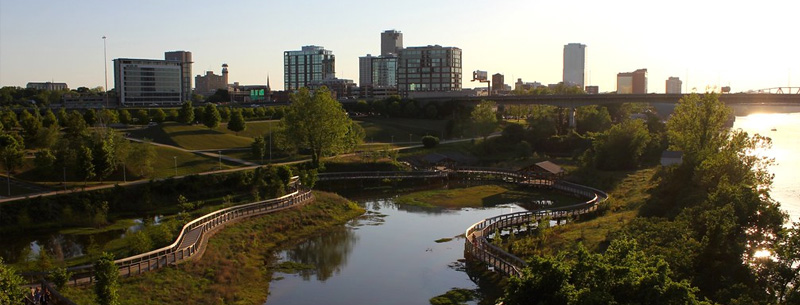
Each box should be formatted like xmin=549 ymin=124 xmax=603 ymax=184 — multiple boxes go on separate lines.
xmin=59 ymin=181 xmax=314 ymax=286
xmin=319 ymin=167 xmax=608 ymax=277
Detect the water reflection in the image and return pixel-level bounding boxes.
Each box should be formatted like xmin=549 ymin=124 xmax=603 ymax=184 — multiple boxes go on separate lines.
xmin=281 ymin=226 xmax=358 ymax=281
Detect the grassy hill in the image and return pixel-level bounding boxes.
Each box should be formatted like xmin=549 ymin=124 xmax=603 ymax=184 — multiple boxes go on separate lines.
xmin=129 ymin=122 xmax=255 ymax=150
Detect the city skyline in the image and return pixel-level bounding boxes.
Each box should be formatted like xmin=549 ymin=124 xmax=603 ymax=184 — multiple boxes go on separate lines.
xmin=1 ymin=0 xmax=799 ymax=93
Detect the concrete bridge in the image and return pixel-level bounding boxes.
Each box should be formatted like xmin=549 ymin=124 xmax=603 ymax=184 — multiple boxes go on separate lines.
xmin=411 ymin=93 xmax=800 ymax=107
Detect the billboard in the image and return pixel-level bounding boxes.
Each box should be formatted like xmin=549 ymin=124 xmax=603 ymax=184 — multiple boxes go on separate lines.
xmin=472 ymin=70 xmax=487 ymax=81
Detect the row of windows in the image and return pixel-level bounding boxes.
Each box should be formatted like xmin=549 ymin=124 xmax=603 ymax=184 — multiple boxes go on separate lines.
xmin=398 ymin=68 xmax=461 ymax=73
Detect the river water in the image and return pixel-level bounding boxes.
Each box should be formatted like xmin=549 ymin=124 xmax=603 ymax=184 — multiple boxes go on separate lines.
xmin=731 ymin=108 xmax=800 ymax=223
xmin=265 ymin=198 xmax=521 ymax=305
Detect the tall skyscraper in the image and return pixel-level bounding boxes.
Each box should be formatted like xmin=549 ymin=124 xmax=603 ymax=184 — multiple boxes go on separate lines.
xmin=372 ymin=55 xmax=397 ymax=87
xmin=666 ymin=77 xmax=682 ymax=94
xmin=563 ymin=43 xmax=586 ymax=88
xmin=284 ymin=45 xmax=335 ymax=91
xmin=381 ymin=30 xmax=403 ymax=56
xmin=359 ymin=54 xmax=375 ymax=87
xmin=491 ymin=73 xmax=504 ymax=92
xmin=397 ymin=45 xmax=462 ymax=96
xmin=164 ymin=51 xmax=193 ymax=102
xmin=114 ymin=58 xmax=183 ymax=106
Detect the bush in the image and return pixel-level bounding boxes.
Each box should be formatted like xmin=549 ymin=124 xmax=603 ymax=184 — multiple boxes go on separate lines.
xmin=422 ymin=135 xmax=440 ymax=148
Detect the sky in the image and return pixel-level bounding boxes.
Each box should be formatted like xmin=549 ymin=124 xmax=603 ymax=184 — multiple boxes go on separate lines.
xmin=1 ymin=0 xmax=799 ymax=93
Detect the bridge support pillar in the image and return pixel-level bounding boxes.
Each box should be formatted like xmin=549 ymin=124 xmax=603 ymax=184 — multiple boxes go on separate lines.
xmin=568 ymin=107 xmax=577 ymax=129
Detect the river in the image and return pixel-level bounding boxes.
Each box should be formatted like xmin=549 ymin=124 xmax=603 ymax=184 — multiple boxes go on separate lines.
xmin=265 ymin=197 xmax=520 ymax=305
xmin=731 ymin=108 xmax=800 ymax=223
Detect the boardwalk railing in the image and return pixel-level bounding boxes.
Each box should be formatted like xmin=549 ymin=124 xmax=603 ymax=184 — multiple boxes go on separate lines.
xmin=61 ymin=179 xmax=313 ymax=285
xmin=317 ymin=171 xmax=448 ymax=180
xmin=464 ymin=179 xmax=608 ymax=278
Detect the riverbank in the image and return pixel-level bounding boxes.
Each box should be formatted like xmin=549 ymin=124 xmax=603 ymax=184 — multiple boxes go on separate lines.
xmin=59 ymin=191 xmax=365 ymax=305
xmin=394 ymin=184 xmax=579 ymax=209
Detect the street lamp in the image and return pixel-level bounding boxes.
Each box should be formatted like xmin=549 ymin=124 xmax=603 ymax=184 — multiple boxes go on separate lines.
xmin=391 ymin=135 xmax=394 ymax=144
xmin=173 ymin=156 xmax=177 ymax=176
xmin=218 ymin=151 xmax=222 ymax=170
xmin=102 ymin=36 xmax=108 ymax=108
xmin=409 ymin=133 xmax=412 ymax=144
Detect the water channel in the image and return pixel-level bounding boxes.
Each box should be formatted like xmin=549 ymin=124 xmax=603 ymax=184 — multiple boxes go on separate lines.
xmin=266 ymin=196 xmax=518 ymax=305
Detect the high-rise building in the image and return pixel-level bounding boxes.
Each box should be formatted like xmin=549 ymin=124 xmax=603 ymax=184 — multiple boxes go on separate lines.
xmin=26 ymin=82 xmax=68 ymax=91
xmin=164 ymin=51 xmax=193 ymax=102
xmin=666 ymin=77 xmax=682 ymax=94
xmin=372 ymin=55 xmax=398 ymax=88
xmin=113 ymin=58 xmax=182 ymax=106
xmin=381 ymin=30 xmax=403 ymax=56
xmin=359 ymin=54 xmax=374 ymax=87
xmin=617 ymin=69 xmax=647 ymax=94
xmin=491 ymin=73 xmax=504 ymax=92
xmin=563 ymin=43 xmax=586 ymax=88
xmin=195 ymin=64 xmax=229 ymax=96
xmin=284 ymin=45 xmax=335 ymax=91
xmin=397 ymin=45 xmax=462 ymax=96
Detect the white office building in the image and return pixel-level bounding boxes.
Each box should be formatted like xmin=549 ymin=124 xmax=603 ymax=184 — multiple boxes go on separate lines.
xmin=113 ymin=58 xmax=183 ymax=106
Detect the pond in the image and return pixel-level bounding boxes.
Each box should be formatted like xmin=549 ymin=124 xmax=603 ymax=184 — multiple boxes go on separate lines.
xmin=266 ymin=192 xmax=533 ymax=305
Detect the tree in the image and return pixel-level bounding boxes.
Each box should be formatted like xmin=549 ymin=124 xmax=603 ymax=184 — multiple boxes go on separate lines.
xmin=99 ymin=109 xmax=119 ymax=125
xmin=77 ymin=146 xmax=96 ymax=184
xmin=0 ymin=257 xmax=27 ymax=305
xmin=203 ymin=103 xmax=221 ymax=129
xmin=65 ymin=110 xmax=88 ymax=139
xmin=94 ymin=252 xmax=120 ymax=305
xmin=118 ymin=109 xmax=131 ymax=124
xmin=34 ymin=148 xmax=56 ymax=174
xmin=134 ymin=109 xmax=149 ymax=125
xmin=0 ymin=109 xmax=18 ymax=130
xmin=91 ymin=132 xmax=116 ymax=182
xmin=19 ymin=109 xmax=42 ymax=147
xmin=178 ymin=101 xmax=194 ymax=124
xmin=276 ymin=87 xmax=363 ymax=168
xmin=591 ymin=119 xmax=652 ymax=170
xmin=575 ymin=105 xmax=612 ymax=134
xmin=422 ymin=135 xmax=439 ymax=148
xmin=56 ymin=108 xmax=68 ymax=127
xmin=128 ymin=140 xmax=156 ymax=178
xmin=227 ymin=109 xmax=246 ymax=135
xmin=471 ymin=100 xmax=498 ymax=141
xmin=667 ymin=92 xmax=731 ymax=167
xmin=0 ymin=133 xmax=24 ymax=174
xmin=83 ymin=109 xmax=98 ymax=126
xmin=151 ymin=108 xmax=166 ymax=123
xmin=42 ymin=108 xmax=58 ymax=127
xmin=276 ymin=165 xmax=292 ymax=187
xmin=193 ymin=107 xmax=204 ymax=124
xmin=252 ymin=136 xmax=266 ymax=162
xmin=219 ymin=106 xmax=231 ymax=122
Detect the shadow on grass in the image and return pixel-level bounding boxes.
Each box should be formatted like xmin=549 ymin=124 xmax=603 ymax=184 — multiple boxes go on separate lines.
xmin=128 ymin=125 xmax=180 ymax=147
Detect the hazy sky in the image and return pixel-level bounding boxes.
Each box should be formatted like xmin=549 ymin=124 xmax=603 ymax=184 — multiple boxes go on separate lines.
xmin=1 ymin=0 xmax=798 ymax=93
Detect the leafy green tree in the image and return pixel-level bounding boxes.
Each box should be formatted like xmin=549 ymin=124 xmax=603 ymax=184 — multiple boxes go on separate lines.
xmin=193 ymin=107 xmax=204 ymax=125
xmin=501 ymin=123 xmax=525 ymax=144
xmin=134 ymin=109 xmax=149 ymax=125
xmin=118 ymin=109 xmax=131 ymax=124
xmin=83 ymin=109 xmax=98 ymax=126
xmin=128 ymin=139 xmax=156 ymax=177
xmin=99 ymin=108 xmax=119 ymax=125
xmin=0 ymin=133 xmax=24 ymax=175
xmin=35 ymin=121 xmax=59 ymax=149
xmin=0 ymin=109 xmax=18 ymax=130
xmin=0 ymin=257 xmax=27 ymax=305
xmin=94 ymin=252 xmax=120 ymax=305
xmin=252 ymin=136 xmax=266 ymax=162
xmin=91 ymin=132 xmax=116 ymax=182
xmin=34 ymin=148 xmax=56 ymax=174
xmin=276 ymin=165 xmax=292 ymax=187
xmin=65 ymin=110 xmax=88 ymax=139
xmin=19 ymin=109 xmax=42 ymax=147
xmin=760 ymin=219 xmax=800 ymax=303
xmin=575 ymin=105 xmax=612 ymax=134
xmin=422 ymin=135 xmax=439 ymax=148
xmin=77 ymin=146 xmax=96 ymax=183
xmin=276 ymin=87 xmax=363 ymax=168
xmin=49 ymin=266 xmax=72 ymax=290
xmin=219 ymin=106 xmax=231 ymax=122
xmin=42 ymin=108 xmax=58 ymax=127
xmin=227 ymin=109 xmax=246 ymax=135
xmin=591 ymin=119 xmax=651 ymax=170
xmin=299 ymin=169 xmax=318 ymax=188
xmin=471 ymin=100 xmax=498 ymax=141
xmin=178 ymin=101 xmax=194 ymax=124
xmin=667 ymin=93 xmax=731 ymax=167
xmin=151 ymin=108 xmax=166 ymax=123
xmin=56 ymin=108 xmax=68 ymax=127
xmin=203 ymin=103 xmax=221 ymax=129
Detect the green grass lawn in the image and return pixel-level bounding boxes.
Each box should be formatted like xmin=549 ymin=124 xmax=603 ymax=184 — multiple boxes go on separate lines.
xmin=395 ymin=184 xmax=578 ymax=208
xmin=356 ymin=117 xmax=447 ymax=144
xmin=217 ymin=120 xmax=279 ymax=138
xmin=129 ymin=122 xmax=254 ymax=150
xmin=148 ymin=144 xmax=240 ymax=178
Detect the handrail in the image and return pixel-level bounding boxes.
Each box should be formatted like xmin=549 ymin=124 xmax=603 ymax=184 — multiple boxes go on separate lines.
xmin=462 ymin=171 xmax=608 ymax=278
xmin=59 ymin=178 xmax=313 ymax=285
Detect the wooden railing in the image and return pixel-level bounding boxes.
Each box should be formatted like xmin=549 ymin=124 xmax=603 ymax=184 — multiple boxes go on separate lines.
xmin=464 ymin=178 xmax=608 ymax=277
xmin=61 ymin=179 xmax=313 ymax=285
xmin=317 ymin=171 xmax=448 ymax=180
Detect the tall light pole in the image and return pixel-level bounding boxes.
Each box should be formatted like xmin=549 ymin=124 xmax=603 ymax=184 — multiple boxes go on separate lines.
xmin=218 ymin=151 xmax=222 ymax=170
xmin=173 ymin=156 xmax=177 ymax=176
xmin=102 ymin=36 xmax=108 ymax=108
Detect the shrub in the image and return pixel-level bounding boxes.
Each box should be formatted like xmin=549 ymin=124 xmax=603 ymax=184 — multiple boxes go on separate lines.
xmin=422 ymin=135 xmax=440 ymax=148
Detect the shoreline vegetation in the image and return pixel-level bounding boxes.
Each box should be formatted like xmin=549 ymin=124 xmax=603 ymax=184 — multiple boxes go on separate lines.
xmin=59 ymin=191 xmax=364 ymax=305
